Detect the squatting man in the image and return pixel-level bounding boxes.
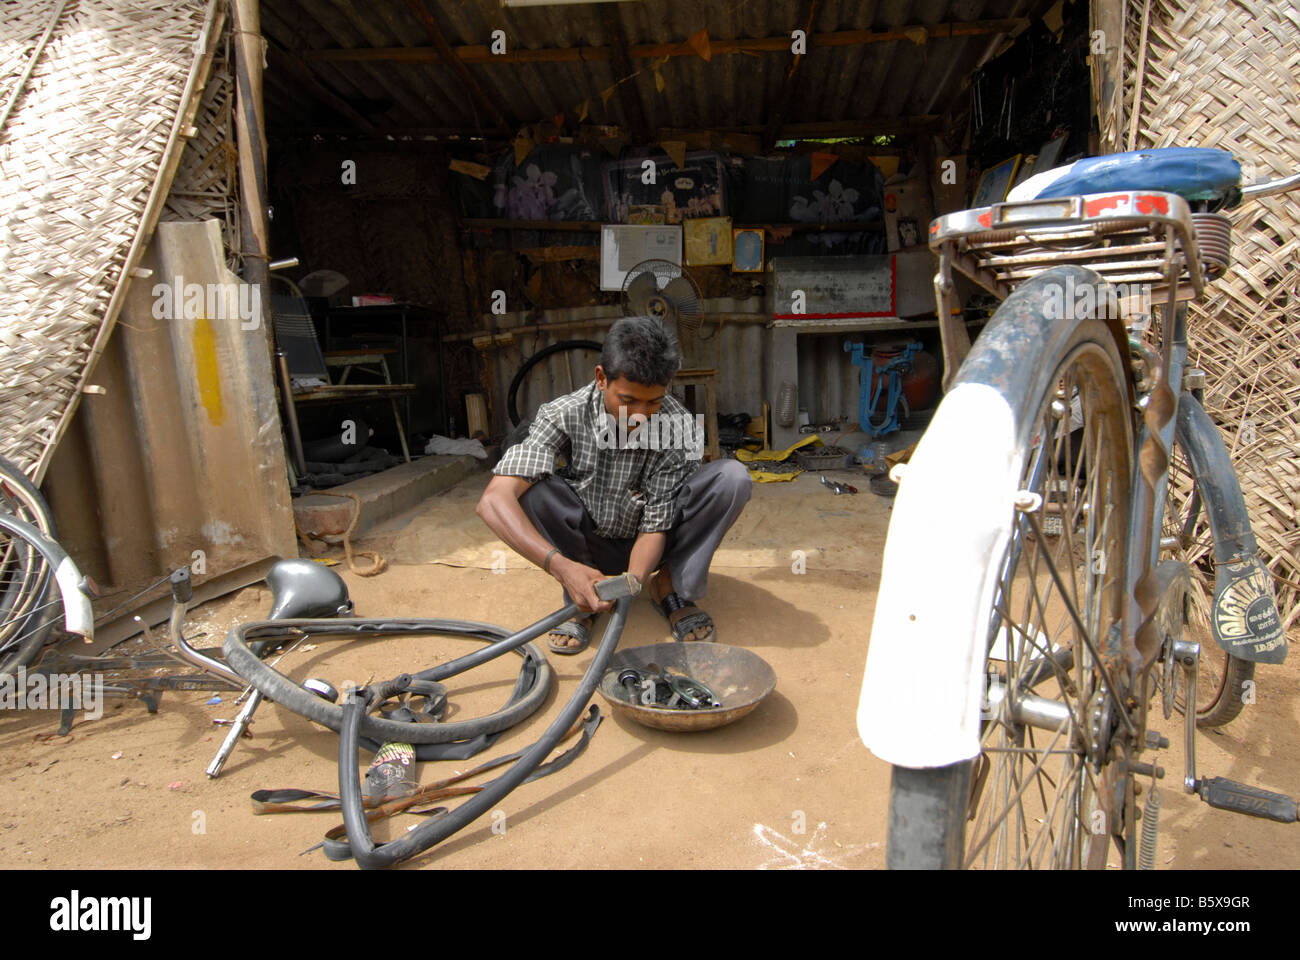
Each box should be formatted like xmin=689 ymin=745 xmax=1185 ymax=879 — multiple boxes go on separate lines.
xmin=477 ymin=316 xmax=752 ymax=653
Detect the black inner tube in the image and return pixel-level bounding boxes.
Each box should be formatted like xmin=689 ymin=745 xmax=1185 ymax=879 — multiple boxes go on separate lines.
xmin=222 ymin=611 xmax=575 ymax=750
xmin=338 ymin=595 xmax=630 ymax=869
xmin=506 ymin=339 xmax=601 ymax=426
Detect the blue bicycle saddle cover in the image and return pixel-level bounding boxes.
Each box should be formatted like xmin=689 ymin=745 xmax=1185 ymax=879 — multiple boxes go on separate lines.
xmin=1007 ymin=147 xmax=1241 ymax=205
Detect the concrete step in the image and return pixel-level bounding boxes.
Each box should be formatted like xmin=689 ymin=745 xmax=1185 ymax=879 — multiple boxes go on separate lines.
xmin=293 ymin=454 xmax=483 ymax=538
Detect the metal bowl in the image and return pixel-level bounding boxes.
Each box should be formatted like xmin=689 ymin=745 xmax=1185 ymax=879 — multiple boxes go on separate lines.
xmin=597 ymin=642 xmax=777 ymax=732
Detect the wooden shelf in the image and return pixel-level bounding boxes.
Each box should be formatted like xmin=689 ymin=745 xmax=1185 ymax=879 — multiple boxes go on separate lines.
xmin=461 ymin=218 xmax=604 ymax=231
xmin=461 ymin=218 xmax=884 ymax=233
xmin=771 ymin=316 xmax=985 ymax=334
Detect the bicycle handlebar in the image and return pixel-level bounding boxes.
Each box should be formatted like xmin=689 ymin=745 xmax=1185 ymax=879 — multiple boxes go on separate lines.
xmin=1241 ymin=171 xmax=1300 ymax=198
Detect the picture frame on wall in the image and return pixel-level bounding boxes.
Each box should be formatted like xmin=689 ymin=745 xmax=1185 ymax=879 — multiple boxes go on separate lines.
xmin=732 ymin=227 xmax=764 ymax=273
xmin=1029 ymin=132 xmax=1068 ymax=177
xmin=684 ymin=217 xmax=733 ymax=266
xmin=604 ymin=152 xmax=726 ymax=224
xmin=972 ymin=154 xmax=1021 ymax=206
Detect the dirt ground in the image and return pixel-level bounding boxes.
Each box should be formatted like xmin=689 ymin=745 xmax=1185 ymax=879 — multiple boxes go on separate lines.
xmin=2 ymin=470 xmax=1298 ymax=870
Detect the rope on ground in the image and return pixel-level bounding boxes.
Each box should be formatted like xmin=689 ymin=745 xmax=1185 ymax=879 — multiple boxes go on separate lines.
xmin=294 ymin=491 xmax=387 ymax=577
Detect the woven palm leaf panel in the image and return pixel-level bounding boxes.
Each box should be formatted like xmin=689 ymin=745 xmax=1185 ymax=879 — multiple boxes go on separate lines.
xmin=0 ymin=0 xmax=218 ymax=480
xmin=1101 ymin=0 xmax=1300 ymax=626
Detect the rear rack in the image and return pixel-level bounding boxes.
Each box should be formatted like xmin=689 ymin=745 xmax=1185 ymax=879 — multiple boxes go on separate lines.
xmin=930 ymin=189 xmax=1217 ymax=389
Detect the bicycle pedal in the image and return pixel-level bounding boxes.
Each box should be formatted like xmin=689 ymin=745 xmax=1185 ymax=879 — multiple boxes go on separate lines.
xmin=1041 ymin=515 xmax=1063 ymax=537
xmin=1197 ymin=776 xmax=1298 ymax=823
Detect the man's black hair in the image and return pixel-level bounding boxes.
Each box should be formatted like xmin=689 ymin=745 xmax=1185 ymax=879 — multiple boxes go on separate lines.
xmin=599 ymin=316 xmax=680 ymax=386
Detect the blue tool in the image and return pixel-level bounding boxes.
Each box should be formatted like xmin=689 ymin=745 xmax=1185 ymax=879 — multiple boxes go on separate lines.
xmin=845 ymin=340 xmax=922 ymax=438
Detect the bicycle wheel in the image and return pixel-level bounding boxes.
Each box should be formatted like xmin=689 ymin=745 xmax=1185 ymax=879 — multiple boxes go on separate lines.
xmin=1159 ymin=435 xmax=1253 ymax=726
xmin=506 ymin=340 xmax=602 ymax=427
xmin=0 ymin=456 xmax=58 ymax=674
xmin=886 ymin=277 xmax=1135 ymax=869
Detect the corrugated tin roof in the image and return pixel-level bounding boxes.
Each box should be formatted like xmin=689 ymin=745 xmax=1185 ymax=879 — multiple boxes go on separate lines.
xmin=261 ymin=0 xmax=1034 ymax=139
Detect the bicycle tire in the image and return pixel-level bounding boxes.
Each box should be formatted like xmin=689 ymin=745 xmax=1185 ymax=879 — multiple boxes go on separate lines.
xmin=884 ymin=268 xmax=1135 ymax=869
xmin=224 ymin=617 xmax=554 ymax=745
xmin=506 ymin=340 xmax=602 ymax=427
xmin=1160 ymin=434 xmax=1254 ymax=727
xmin=0 ymin=455 xmax=58 ymax=674
xmin=0 ymin=456 xmax=55 ymax=534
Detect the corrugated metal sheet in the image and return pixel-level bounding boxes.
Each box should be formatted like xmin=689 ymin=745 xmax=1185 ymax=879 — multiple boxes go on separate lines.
xmin=479 ymin=298 xmax=770 ymax=432
xmin=43 ymin=221 xmax=298 ymax=638
xmin=260 ymin=0 xmax=1030 ymax=136
xmin=477 ymin=298 xmax=937 ymax=439
xmin=795 ymin=332 xmax=862 ymax=425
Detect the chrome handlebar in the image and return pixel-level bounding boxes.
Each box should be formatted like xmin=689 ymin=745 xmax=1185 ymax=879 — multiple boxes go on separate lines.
xmin=1241 ymin=172 xmax=1300 ymax=198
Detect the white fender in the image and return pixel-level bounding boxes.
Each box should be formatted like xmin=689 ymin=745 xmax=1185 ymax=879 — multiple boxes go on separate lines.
xmin=857 ymin=382 xmax=1026 ymax=769
xmin=54 ymin=555 xmax=94 ymax=641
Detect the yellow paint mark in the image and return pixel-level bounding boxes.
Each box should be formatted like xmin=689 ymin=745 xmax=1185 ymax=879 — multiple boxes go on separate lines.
xmin=193 ymin=316 xmax=225 ymax=426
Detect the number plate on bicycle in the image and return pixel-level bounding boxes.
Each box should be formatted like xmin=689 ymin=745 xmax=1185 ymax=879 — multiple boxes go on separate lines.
xmin=991 ymin=197 xmax=1083 ymax=227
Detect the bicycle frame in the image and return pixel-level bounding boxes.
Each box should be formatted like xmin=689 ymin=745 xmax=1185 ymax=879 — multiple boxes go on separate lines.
xmin=930 ymin=188 xmax=1286 ymax=726
xmin=864 ymin=188 xmax=1269 ymax=766
xmin=930 ymin=188 xmax=1207 ymax=710
xmin=862 ymin=168 xmax=1300 ymax=866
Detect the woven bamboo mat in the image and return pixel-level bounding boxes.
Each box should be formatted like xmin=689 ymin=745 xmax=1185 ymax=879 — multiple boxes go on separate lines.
xmin=1107 ymin=0 xmax=1300 ymax=625
xmin=0 ymin=0 xmax=220 ymax=480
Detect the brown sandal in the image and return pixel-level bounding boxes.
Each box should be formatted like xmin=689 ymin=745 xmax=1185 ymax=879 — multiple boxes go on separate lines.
xmin=654 ymin=592 xmax=715 ymax=642
xmin=547 ymin=615 xmax=595 ymax=654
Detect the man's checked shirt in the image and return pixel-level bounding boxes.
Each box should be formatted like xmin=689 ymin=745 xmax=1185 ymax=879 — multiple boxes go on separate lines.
xmin=493 ymin=380 xmax=701 ymax=539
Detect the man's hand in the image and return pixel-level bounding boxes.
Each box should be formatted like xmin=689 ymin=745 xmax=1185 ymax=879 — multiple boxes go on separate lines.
xmin=553 ymin=556 xmax=612 ymax=614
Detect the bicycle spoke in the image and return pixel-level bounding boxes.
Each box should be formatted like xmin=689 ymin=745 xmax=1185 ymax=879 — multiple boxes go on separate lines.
xmin=951 ymin=337 xmax=1134 ymax=869
xmin=0 ymin=594 xmax=66 ymax=655
xmin=966 ymin=719 xmax=1071 ymax=867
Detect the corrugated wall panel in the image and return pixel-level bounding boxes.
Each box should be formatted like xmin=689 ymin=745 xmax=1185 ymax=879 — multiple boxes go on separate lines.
xmin=479 ymin=298 xmax=770 ymax=435
xmin=44 ymin=220 xmax=298 ymax=633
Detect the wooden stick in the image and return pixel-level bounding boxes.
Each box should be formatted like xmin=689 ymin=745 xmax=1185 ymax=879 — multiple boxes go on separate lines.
xmin=1126 ymin=0 xmax=1152 ymax=152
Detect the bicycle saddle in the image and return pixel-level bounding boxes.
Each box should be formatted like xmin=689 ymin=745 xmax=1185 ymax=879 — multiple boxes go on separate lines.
xmin=1008 ymin=146 xmax=1241 ymax=207
xmin=266 ymin=558 xmax=354 ymax=620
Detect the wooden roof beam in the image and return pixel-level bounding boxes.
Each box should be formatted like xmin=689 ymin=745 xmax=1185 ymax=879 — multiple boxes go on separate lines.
xmin=763 ymin=0 xmax=819 ymax=150
xmin=300 ymin=19 xmax=1032 ymax=65
xmin=661 ymin=117 xmax=937 ymax=138
xmin=403 ymin=0 xmax=513 ymax=137
xmin=302 ymin=0 xmax=435 ymax=126
xmin=602 ymin=6 xmax=650 ymax=144
xmin=279 ymin=118 xmax=932 ymax=144
xmin=265 ymin=42 xmax=380 ymax=135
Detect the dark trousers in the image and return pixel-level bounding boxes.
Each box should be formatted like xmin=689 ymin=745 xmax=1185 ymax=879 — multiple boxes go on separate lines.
xmin=519 ymin=459 xmax=751 ymax=602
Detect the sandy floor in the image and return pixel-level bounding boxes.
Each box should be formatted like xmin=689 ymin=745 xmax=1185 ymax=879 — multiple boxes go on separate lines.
xmin=1 ymin=470 xmax=1298 ymax=869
